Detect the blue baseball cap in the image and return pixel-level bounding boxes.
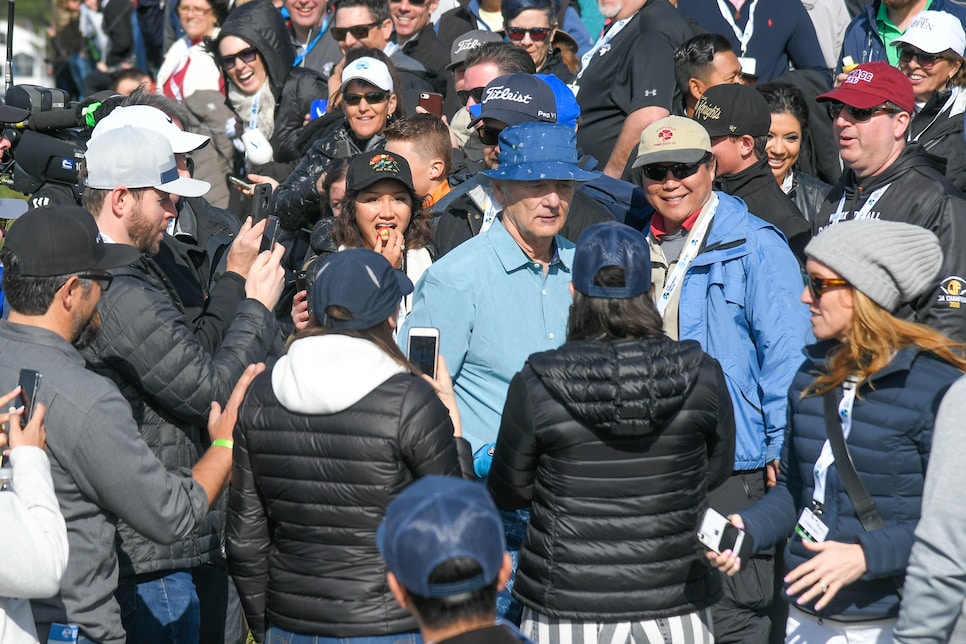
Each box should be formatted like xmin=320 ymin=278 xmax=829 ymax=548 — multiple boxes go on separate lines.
xmin=311 ymin=248 xmax=413 ymax=330
xmin=377 ymin=476 xmax=506 ymax=598
xmin=468 ymin=73 xmax=557 ymax=127
xmin=572 ymin=221 xmax=651 ymax=298
xmin=481 ymin=121 xmax=600 ymax=182
xmin=537 ymin=74 xmax=580 ymax=130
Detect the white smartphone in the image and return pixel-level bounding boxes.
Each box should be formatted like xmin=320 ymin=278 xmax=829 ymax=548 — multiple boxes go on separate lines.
xmin=697 ymin=507 xmax=753 ymax=560
xmin=408 ymin=327 xmax=440 ymax=379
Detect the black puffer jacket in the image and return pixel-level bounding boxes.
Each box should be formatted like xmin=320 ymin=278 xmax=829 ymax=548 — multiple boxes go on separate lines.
xmin=227 ymin=335 xmax=462 ymax=640
xmin=80 ymin=254 xmax=282 ymax=577
xmin=788 ymin=169 xmax=831 ymax=228
xmin=487 ymin=337 xmax=735 ymax=620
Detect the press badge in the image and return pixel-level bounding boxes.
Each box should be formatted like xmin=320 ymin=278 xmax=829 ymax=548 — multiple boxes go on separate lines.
xmin=47 ymin=623 xmax=79 ymax=644
xmin=795 ymin=507 xmax=829 ymax=543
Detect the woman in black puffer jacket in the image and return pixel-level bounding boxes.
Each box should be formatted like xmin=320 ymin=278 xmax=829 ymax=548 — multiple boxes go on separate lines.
xmin=227 ymin=249 xmax=468 ymax=643
xmin=487 ymin=222 xmax=735 ymax=641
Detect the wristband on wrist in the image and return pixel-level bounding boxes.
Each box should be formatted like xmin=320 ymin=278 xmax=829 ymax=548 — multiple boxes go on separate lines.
xmin=211 ymin=439 xmax=234 ymax=450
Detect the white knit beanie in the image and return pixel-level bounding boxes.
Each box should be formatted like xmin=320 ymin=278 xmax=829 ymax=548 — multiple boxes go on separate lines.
xmin=805 ymin=219 xmax=943 ymax=312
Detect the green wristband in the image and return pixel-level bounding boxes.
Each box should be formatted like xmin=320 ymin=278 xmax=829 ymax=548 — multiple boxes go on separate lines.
xmin=211 ymin=439 xmax=234 ymax=450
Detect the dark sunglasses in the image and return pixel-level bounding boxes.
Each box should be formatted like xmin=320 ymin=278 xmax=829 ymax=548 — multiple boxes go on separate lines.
xmin=476 ymin=125 xmax=504 ymax=146
xmin=457 ymin=86 xmax=485 ymax=106
xmin=343 ymin=91 xmax=390 ymax=106
xmin=331 ymin=21 xmax=381 ymax=41
xmin=806 ymin=275 xmax=849 ymax=299
xmin=641 ymin=161 xmax=704 ymax=182
xmin=827 ymin=102 xmax=900 ymax=122
xmin=898 ymin=47 xmax=944 ymax=69
xmin=220 ymin=47 xmax=258 ymax=71
xmin=506 ymin=26 xmax=551 ymax=42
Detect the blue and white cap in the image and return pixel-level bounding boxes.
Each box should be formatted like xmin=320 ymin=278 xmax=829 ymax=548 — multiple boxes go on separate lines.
xmin=84 ymin=126 xmax=210 ymax=197
xmin=340 ymin=56 xmax=394 ymax=93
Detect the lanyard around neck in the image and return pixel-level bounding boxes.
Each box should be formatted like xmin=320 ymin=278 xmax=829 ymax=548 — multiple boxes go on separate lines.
xmin=715 ymin=0 xmax=759 ymax=55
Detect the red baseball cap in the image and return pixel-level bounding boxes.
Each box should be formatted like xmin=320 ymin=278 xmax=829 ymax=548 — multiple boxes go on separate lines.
xmin=816 ymin=62 xmax=915 ymax=114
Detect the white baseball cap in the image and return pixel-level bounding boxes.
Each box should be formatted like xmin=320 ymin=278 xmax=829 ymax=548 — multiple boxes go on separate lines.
xmin=891 ymin=10 xmax=966 ymax=57
xmin=340 ymin=57 xmax=394 ymax=93
xmin=91 ymin=105 xmax=210 ymax=153
xmin=85 ymin=126 xmax=211 ymax=197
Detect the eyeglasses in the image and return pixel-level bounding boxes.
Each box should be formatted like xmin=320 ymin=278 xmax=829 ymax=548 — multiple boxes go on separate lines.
xmin=898 ymin=47 xmax=945 ymax=69
xmin=476 ymin=125 xmax=504 ymax=146
xmin=457 ymin=86 xmax=485 ymax=106
xmin=826 ymin=102 xmax=900 ymax=122
xmin=331 ymin=21 xmax=382 ymax=41
xmin=220 ymin=47 xmax=258 ymax=70
xmin=60 ymin=273 xmax=114 ymax=292
xmin=505 ymin=26 xmax=551 ymax=42
xmin=343 ymin=91 xmax=390 ymax=105
xmin=640 ymin=161 xmax=705 ymax=182
xmin=806 ymin=275 xmax=850 ymax=299
xmin=178 ymin=4 xmax=212 ymax=15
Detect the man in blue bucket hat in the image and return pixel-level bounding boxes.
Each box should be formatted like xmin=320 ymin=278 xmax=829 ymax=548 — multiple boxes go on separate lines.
xmin=401 ymin=120 xmax=598 ymax=622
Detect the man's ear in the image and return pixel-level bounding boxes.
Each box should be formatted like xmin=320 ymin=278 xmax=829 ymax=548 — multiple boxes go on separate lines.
xmin=429 ymin=158 xmax=446 ymax=182
xmin=110 ymin=187 xmax=133 ymax=218
xmin=738 ymin=134 xmax=755 ymax=158
xmin=688 ymin=77 xmax=705 ymax=103
xmin=491 ymin=180 xmax=507 ymax=206
xmin=387 ymin=572 xmax=409 ymax=608
xmin=496 ymin=552 xmax=513 ymax=592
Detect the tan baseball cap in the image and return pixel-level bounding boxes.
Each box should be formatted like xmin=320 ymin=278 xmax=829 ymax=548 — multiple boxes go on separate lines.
xmin=632 ymin=116 xmax=712 ymax=168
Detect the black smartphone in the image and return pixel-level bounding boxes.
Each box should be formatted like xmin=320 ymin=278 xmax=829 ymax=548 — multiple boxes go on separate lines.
xmin=697 ymin=508 xmax=754 ymax=562
xmin=251 ymin=183 xmax=273 ymax=223
xmin=295 ymin=270 xmax=308 ymax=293
xmin=18 ymin=369 xmax=41 ymax=424
xmin=260 ymin=215 xmax=281 ymax=253
xmin=407 ymin=327 xmax=440 ymax=379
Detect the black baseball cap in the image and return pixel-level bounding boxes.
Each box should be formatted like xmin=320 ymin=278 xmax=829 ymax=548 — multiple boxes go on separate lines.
xmin=4 ymin=205 xmax=141 ymax=276
xmin=692 ymin=83 xmax=770 ymax=138
xmin=347 ymin=152 xmax=417 ymax=197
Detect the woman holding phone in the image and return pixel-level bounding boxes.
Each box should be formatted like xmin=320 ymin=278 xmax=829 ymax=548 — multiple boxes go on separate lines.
xmin=710 ymin=220 xmax=966 ymax=641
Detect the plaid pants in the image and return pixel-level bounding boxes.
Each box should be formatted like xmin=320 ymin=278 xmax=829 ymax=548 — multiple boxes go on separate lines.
xmin=520 ymin=606 xmax=714 ymax=644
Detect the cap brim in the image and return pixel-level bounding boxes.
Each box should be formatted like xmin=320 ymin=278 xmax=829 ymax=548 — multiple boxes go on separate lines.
xmin=159 ymin=176 xmax=211 ymax=197
xmin=0 ymin=104 xmax=28 ymax=123
xmin=93 ymin=241 xmax=142 ymax=270
xmin=815 ymin=87 xmax=887 ymax=109
xmin=482 ymin=161 xmax=600 ymax=182
xmin=632 ymin=148 xmax=708 ymax=168
xmin=395 ymin=269 xmax=414 ymax=297
xmin=171 ymin=129 xmax=210 ymax=153
xmin=469 ymin=107 xmax=554 ymax=128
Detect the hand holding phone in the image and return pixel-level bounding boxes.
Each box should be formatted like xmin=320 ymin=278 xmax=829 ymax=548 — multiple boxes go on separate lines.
xmin=260 ymin=215 xmax=281 ymax=253
xmin=251 ymin=183 xmax=273 ymax=223
xmin=698 ymin=508 xmax=754 ymax=567
xmin=418 ymin=92 xmax=444 ymax=118
xmin=408 ymin=327 xmax=440 ymax=378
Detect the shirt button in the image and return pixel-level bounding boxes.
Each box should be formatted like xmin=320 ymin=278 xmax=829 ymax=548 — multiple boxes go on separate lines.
xmin=549 ymin=332 xmax=555 ymax=339
xmin=542 ymin=289 xmax=547 ymax=295
xmin=534 ymin=263 xmax=540 ymax=269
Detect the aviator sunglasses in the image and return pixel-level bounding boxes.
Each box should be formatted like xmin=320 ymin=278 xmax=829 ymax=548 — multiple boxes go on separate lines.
xmin=220 ymin=47 xmax=258 ymax=71
xmin=640 ymin=161 xmax=705 ymax=182
xmin=331 ymin=21 xmax=382 ymax=41
xmin=826 ymin=102 xmax=900 ymax=122
xmin=806 ymin=275 xmax=850 ymax=299
xmin=505 ymin=26 xmax=551 ymax=42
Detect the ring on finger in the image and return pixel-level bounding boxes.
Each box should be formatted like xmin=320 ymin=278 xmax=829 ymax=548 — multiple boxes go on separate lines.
xmin=819 ymin=580 xmax=829 ymax=593
xmin=396 ymin=243 xmax=406 ymax=250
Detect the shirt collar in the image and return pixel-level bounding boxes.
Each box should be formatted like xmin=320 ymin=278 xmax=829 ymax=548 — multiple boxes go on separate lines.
xmin=650 ymin=208 xmax=702 ymax=239
xmin=489 ymin=216 xmax=573 ymax=273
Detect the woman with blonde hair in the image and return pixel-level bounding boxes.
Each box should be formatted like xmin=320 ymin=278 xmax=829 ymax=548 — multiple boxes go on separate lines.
xmin=710 ymin=219 xmax=966 ymax=642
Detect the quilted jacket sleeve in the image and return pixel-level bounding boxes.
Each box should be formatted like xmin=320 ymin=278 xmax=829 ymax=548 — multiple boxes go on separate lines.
xmin=487 ymin=368 xmax=539 ymax=510
xmin=397 ymin=375 xmax=462 ymax=479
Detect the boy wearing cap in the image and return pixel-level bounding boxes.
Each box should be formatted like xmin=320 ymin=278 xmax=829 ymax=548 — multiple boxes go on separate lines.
xmin=0 ymin=205 xmax=260 ymax=644
xmin=690 ymin=83 xmax=809 ymax=264
xmin=634 ymin=115 xmax=809 ymax=643
xmin=78 ymin=126 xmax=286 ymax=642
xmin=815 ymin=61 xmax=966 ymax=343
xmin=379 ymin=476 xmax=524 ymax=644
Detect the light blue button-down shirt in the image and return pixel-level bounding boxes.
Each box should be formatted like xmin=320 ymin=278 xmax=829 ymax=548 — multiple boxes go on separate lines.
xmin=400 ymin=218 xmax=575 ymax=452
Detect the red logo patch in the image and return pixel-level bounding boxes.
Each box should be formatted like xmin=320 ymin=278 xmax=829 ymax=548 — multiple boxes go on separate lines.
xmin=658 ymin=128 xmax=673 ymax=141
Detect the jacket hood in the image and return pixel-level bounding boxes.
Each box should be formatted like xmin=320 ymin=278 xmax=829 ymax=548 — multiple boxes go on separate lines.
xmin=527 ymin=337 xmax=706 ymax=436
xmin=217 ymin=0 xmax=294 ymax=99
xmin=272 ymin=335 xmax=407 ymax=414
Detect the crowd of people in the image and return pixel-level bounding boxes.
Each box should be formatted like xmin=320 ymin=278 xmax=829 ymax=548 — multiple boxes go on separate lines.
xmin=5 ymin=0 xmax=966 ymax=643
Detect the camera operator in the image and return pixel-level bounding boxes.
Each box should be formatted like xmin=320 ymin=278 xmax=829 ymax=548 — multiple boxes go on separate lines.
xmin=0 ymin=392 xmax=68 ymax=644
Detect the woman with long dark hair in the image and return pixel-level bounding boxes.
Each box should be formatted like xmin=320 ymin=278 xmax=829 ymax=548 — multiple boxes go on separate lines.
xmin=488 ymin=221 xmax=735 ymax=642
xmin=228 ymin=248 xmax=467 ymax=644
xmin=711 ymin=219 xmax=966 ymax=641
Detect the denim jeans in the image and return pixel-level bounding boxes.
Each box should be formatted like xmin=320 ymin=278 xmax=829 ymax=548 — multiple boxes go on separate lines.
xmin=116 ymin=569 xmax=200 ymax=644
xmin=265 ymin=625 xmax=422 ymax=644
xmin=497 ymin=508 xmax=529 ymax=625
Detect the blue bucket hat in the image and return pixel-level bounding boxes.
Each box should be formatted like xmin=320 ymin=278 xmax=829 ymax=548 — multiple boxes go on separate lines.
xmin=481 ymin=122 xmax=600 ymax=182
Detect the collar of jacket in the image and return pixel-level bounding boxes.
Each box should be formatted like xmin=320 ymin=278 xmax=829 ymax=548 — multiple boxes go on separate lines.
xmin=802 ymin=340 xmax=928 ymax=386
xmin=715 ymin=156 xmax=775 ymax=196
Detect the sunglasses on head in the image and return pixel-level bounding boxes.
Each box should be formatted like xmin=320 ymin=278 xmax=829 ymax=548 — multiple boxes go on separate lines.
xmin=220 ymin=47 xmax=258 ymax=70
xmin=457 ymin=86 xmax=485 ymax=106
xmin=505 ymin=26 xmax=551 ymax=42
xmin=331 ymin=21 xmax=381 ymax=41
xmin=476 ymin=125 xmax=504 ymax=146
xmin=343 ymin=91 xmax=390 ymax=106
xmin=827 ymin=102 xmax=900 ymax=122
xmin=640 ymin=161 xmax=705 ymax=182
xmin=898 ymin=47 xmax=945 ymax=69
xmin=806 ymin=275 xmax=850 ymax=299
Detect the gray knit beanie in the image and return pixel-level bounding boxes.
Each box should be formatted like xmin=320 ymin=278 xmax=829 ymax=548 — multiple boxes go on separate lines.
xmin=804 ymin=219 xmax=942 ymax=312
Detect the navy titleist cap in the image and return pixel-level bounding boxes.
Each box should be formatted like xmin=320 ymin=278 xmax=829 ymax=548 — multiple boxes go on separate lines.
xmin=572 ymin=221 xmax=652 ymax=298
xmin=377 ymin=476 xmax=506 ymax=598
xmin=311 ymin=248 xmax=413 ymax=329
